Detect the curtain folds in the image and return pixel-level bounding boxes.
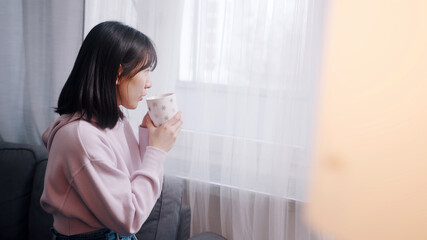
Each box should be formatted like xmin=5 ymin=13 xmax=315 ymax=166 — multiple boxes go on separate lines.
xmin=0 ymin=0 xmax=84 ymax=145
xmin=86 ymin=0 xmax=328 ymax=239
xmin=133 ymin=1 xmax=328 ymax=238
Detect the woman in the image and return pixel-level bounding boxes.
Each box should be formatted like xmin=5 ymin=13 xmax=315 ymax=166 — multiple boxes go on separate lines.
xmin=41 ymin=21 xmax=182 ymax=240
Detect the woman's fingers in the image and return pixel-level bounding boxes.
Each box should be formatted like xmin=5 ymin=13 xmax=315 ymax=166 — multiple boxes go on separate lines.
xmin=171 ymin=117 xmax=183 ymax=132
xmin=171 ymin=112 xmax=183 ymax=132
xmin=146 ymin=114 xmax=155 ymax=131
xmin=141 ymin=113 xmax=151 ymax=128
xmin=165 ymin=111 xmax=182 ymax=126
xmin=160 ymin=112 xmax=182 ymax=137
xmin=147 ymin=111 xmax=183 ymax=152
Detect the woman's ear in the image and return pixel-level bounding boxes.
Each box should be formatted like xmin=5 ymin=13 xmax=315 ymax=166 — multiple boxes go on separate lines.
xmin=116 ymin=64 xmax=123 ymax=85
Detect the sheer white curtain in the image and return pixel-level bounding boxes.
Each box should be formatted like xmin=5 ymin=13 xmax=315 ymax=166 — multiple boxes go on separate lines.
xmin=83 ymin=0 xmax=138 ymax=36
xmin=86 ymin=0 xmax=328 ymax=239
xmin=0 ymin=0 xmax=84 ymax=145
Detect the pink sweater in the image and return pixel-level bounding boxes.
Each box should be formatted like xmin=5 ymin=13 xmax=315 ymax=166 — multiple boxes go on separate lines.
xmin=40 ymin=114 xmax=166 ymax=236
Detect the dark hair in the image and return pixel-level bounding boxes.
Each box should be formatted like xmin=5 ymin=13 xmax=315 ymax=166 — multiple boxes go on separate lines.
xmin=56 ymin=21 xmax=157 ymax=129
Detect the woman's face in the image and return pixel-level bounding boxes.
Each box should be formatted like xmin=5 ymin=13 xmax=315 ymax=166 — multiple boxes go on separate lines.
xmin=117 ymin=68 xmax=152 ymax=109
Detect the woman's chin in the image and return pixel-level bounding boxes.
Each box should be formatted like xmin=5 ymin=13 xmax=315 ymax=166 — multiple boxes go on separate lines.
xmin=122 ymin=102 xmax=139 ymax=110
xmin=129 ymin=104 xmax=138 ymax=109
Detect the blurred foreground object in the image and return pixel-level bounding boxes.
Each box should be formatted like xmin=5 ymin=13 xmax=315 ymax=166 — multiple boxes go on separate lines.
xmin=306 ymin=0 xmax=427 ymax=239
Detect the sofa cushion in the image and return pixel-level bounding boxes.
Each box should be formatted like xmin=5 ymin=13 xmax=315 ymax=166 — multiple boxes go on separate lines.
xmin=155 ymin=175 xmax=184 ymax=240
xmin=0 ymin=142 xmax=48 ymax=240
xmin=136 ymin=186 xmax=163 ymax=240
xmin=177 ymin=204 xmax=191 ymax=240
xmin=136 ymin=175 xmax=185 ymax=240
xmin=28 ymin=160 xmax=53 ymax=240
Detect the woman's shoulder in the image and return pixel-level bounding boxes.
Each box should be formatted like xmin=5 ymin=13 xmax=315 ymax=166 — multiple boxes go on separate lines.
xmin=56 ymin=118 xmax=104 ymax=139
xmin=54 ymin=119 xmax=115 ymax=161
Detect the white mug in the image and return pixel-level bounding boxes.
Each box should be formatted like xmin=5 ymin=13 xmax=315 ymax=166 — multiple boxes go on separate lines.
xmin=146 ymin=93 xmax=178 ymax=126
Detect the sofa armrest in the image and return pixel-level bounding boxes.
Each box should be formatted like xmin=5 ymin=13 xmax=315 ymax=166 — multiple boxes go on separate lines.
xmin=28 ymin=160 xmax=53 ymax=240
xmin=0 ymin=142 xmax=48 ymax=240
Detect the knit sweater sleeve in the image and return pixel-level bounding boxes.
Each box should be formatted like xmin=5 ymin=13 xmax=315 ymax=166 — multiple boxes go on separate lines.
xmin=70 ymin=126 xmax=166 ymax=236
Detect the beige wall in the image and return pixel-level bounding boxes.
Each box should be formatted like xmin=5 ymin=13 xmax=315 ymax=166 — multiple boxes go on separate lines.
xmin=306 ymin=1 xmax=427 ymax=240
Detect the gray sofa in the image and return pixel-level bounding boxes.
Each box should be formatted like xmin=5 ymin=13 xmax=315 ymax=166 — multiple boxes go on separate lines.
xmin=0 ymin=142 xmax=225 ymax=240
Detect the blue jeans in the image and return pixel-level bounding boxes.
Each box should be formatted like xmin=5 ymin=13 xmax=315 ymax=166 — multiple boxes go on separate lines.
xmin=51 ymin=227 xmax=138 ymax=240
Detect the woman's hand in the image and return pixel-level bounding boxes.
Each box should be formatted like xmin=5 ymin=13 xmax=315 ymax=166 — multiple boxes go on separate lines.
xmin=145 ymin=112 xmax=183 ymax=152
xmin=140 ymin=113 xmax=150 ymax=128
